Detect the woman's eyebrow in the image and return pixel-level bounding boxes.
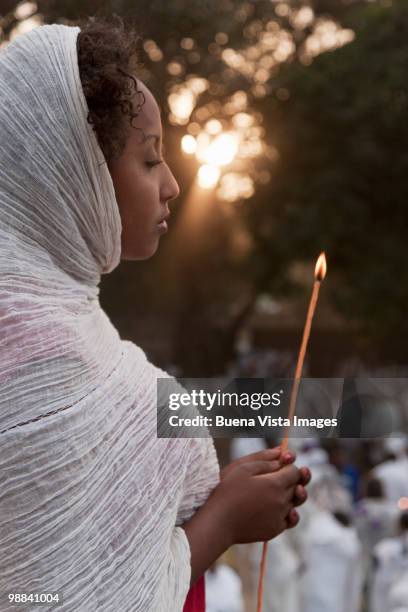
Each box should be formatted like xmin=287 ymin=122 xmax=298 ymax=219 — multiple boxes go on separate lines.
xmin=144 ymin=133 xmax=166 ymax=154
xmin=144 ymin=134 xmax=160 ymax=144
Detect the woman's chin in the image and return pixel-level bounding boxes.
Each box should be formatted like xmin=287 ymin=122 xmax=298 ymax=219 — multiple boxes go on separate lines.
xmin=120 ymin=238 xmax=160 ymax=261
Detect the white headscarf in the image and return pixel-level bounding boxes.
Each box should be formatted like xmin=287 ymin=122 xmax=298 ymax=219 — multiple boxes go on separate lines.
xmin=0 ymin=24 xmax=219 ymax=611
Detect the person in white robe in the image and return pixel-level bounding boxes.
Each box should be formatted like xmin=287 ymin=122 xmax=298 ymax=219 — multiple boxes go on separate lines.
xmin=373 ymin=436 xmax=408 ymax=504
xmin=388 ymin=570 xmax=408 ymax=612
xmin=205 ymin=562 xmax=244 ymax=612
xmin=299 ymin=509 xmax=363 ymax=612
xmin=354 ymin=477 xmax=399 ymax=585
xmin=0 ymin=18 xmax=313 ymax=612
xmin=251 ymin=532 xmax=301 ymax=612
xmin=0 ymin=22 xmax=221 ymax=611
xmin=370 ymin=512 xmax=408 ymax=612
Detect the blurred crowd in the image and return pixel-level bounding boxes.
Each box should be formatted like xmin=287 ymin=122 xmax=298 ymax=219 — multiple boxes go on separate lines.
xmin=204 ymin=348 xmax=408 ymax=612
xmin=206 ymin=435 xmax=408 ymax=612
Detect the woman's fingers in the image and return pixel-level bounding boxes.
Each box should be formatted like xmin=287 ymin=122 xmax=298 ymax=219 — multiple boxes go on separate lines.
xmin=280 ymin=450 xmax=296 ymax=465
xmin=286 ymin=508 xmax=300 ymax=529
xmin=230 ymin=446 xmax=299 ymax=468
xmin=220 ymin=447 xmax=282 ymax=479
xmin=299 ymin=466 xmax=311 ymax=485
xmin=293 ymin=484 xmax=308 ymax=506
xmin=221 ymin=449 xmax=311 ymax=521
xmin=275 ymin=464 xmax=301 ymax=488
xmin=243 ymin=460 xmax=282 ymax=477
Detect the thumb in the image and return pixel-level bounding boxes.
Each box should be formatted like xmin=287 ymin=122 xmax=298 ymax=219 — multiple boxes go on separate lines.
xmin=280 ymin=450 xmax=296 ymax=465
xmin=243 ymin=460 xmax=281 ymax=476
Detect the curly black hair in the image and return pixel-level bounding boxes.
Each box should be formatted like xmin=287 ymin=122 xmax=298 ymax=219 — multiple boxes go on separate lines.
xmin=76 ymin=15 xmax=146 ymax=162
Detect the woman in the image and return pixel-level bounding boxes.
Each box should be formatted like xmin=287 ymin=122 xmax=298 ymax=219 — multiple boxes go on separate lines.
xmin=0 ymin=16 xmax=310 ymax=611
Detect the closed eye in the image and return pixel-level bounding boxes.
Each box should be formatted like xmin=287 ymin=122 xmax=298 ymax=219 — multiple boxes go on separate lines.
xmin=146 ymin=159 xmax=164 ymax=168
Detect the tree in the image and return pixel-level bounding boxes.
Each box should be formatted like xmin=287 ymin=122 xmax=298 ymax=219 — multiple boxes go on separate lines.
xmin=249 ymin=0 xmax=408 ymax=363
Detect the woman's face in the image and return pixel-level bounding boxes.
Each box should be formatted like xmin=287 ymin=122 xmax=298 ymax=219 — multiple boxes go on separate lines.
xmin=108 ymin=81 xmax=180 ymax=260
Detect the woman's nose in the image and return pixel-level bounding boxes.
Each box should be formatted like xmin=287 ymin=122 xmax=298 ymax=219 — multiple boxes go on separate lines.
xmin=164 ymin=167 xmax=180 ymax=203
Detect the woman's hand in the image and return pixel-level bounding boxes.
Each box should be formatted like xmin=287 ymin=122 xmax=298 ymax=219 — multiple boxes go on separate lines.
xmin=213 ymin=446 xmax=310 ymax=543
xmin=181 ymin=445 xmax=311 ymax=584
xmin=220 ymin=446 xmax=311 ymax=530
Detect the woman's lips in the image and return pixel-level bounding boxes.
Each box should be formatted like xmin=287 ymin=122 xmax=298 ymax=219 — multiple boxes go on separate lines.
xmin=157 ymin=211 xmax=170 ymax=233
xmin=157 ymin=219 xmax=168 ymax=233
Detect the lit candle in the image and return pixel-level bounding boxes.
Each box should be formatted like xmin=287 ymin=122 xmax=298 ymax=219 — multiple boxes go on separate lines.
xmin=256 ymin=252 xmax=327 ymax=612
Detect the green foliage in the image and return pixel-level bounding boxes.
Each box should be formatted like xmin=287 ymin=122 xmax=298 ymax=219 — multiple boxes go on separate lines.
xmin=252 ymin=0 xmax=408 ymax=359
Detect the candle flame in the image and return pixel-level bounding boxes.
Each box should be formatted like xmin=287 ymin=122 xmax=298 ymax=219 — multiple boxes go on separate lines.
xmin=315 ymin=252 xmax=327 ymax=282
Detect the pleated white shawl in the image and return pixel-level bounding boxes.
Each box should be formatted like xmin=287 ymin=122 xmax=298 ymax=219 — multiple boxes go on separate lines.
xmin=0 ymin=24 xmax=219 ymax=611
